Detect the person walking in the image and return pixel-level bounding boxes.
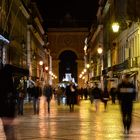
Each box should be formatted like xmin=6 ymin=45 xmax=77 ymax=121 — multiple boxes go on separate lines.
xmin=69 ymin=83 xmax=77 ymax=112
xmin=44 ymin=84 xmax=53 ymax=114
xmin=102 ymin=87 xmax=110 ymax=112
xmin=0 ymin=65 xmax=17 ymax=140
xmin=65 ymin=84 xmax=71 ymax=105
xmin=31 ymin=81 xmax=42 ymax=114
xmin=91 ymin=83 xmax=102 ymax=112
xmin=110 ymin=87 xmax=117 ymax=104
xmin=117 ymin=74 xmax=136 ymax=134
xmin=56 ymin=87 xmax=63 ymax=105
xmin=17 ymin=78 xmax=25 ymax=115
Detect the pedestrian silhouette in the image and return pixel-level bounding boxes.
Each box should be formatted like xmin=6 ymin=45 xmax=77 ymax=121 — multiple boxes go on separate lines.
xmin=110 ymin=87 xmax=117 ymax=104
xmin=91 ymin=83 xmax=102 ymax=112
xmin=117 ymin=74 xmax=136 ymax=134
xmin=0 ymin=65 xmax=17 ymax=139
xmin=44 ymin=84 xmax=53 ymax=114
xmin=102 ymin=87 xmax=109 ymax=112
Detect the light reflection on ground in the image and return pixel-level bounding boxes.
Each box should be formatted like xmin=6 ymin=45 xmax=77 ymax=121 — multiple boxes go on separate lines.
xmin=1 ymin=98 xmax=140 ymax=139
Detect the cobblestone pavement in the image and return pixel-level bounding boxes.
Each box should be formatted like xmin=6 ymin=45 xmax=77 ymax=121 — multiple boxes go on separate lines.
xmin=0 ymin=96 xmax=140 ymax=140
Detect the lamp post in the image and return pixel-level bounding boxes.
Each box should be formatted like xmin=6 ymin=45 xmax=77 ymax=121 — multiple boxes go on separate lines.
xmin=86 ymin=63 xmax=90 ymax=84
xmin=97 ymin=46 xmax=103 ymax=75
xmin=39 ymin=61 xmax=43 ymax=81
xmin=45 ymin=66 xmax=49 ymax=84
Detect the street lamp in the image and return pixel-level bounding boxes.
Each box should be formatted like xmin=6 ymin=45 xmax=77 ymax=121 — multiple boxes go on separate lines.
xmin=86 ymin=63 xmax=90 ymax=84
xmin=112 ymin=22 xmax=120 ymax=33
xmin=97 ymin=47 xmax=103 ymax=54
xmin=39 ymin=61 xmax=43 ymax=81
xmin=39 ymin=61 xmax=43 ymax=66
xmin=86 ymin=64 xmax=90 ymax=69
xmin=45 ymin=66 xmax=48 ymax=71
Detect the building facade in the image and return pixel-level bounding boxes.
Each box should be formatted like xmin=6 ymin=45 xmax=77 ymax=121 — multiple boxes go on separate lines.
xmin=88 ymin=0 xmax=140 ymax=99
xmin=47 ymin=28 xmax=88 ymax=88
xmin=0 ymin=0 xmax=51 ymax=85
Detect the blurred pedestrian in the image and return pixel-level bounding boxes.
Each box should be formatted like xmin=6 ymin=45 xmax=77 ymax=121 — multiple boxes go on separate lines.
xmin=27 ymin=80 xmax=35 ymax=102
xmin=0 ymin=65 xmax=17 ymax=140
xmin=31 ymin=81 xmax=42 ymax=114
xmin=69 ymin=83 xmax=76 ymax=112
xmin=117 ymin=74 xmax=136 ymax=134
xmin=56 ymin=87 xmax=63 ymax=105
xmin=65 ymin=84 xmax=71 ymax=105
xmin=92 ymin=83 xmax=102 ymax=112
xmin=110 ymin=87 xmax=117 ymax=104
xmin=89 ymin=85 xmax=94 ymax=104
xmin=83 ymin=87 xmax=88 ymax=100
xmin=44 ymin=84 xmax=53 ymax=114
xmin=102 ymin=87 xmax=110 ymax=112
xmin=17 ymin=77 xmax=25 ymax=115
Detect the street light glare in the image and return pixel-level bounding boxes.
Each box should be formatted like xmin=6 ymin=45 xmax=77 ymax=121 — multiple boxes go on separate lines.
xmin=45 ymin=66 xmax=48 ymax=71
xmin=39 ymin=61 xmax=43 ymax=66
xmin=97 ymin=47 xmax=103 ymax=54
xmin=112 ymin=22 xmax=120 ymax=33
xmin=86 ymin=64 xmax=90 ymax=68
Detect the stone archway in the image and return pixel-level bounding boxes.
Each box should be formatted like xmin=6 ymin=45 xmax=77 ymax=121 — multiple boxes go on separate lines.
xmin=59 ymin=50 xmax=77 ymax=82
xmin=47 ymin=28 xmax=89 ymax=87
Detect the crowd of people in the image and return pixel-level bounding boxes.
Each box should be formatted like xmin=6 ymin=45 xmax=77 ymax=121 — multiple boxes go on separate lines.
xmin=0 ymin=64 xmax=136 ymax=139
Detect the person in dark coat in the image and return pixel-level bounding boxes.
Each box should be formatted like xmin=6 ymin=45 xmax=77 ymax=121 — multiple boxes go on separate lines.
xmin=0 ymin=65 xmax=17 ymax=140
xmin=69 ymin=83 xmax=77 ymax=112
xmin=91 ymin=83 xmax=102 ymax=112
xmin=110 ymin=87 xmax=117 ymax=104
xmin=31 ymin=81 xmax=42 ymax=114
xmin=17 ymin=77 xmax=25 ymax=115
xmin=65 ymin=85 xmax=71 ymax=105
xmin=117 ymin=74 xmax=136 ymax=134
xmin=102 ymin=87 xmax=110 ymax=111
xmin=44 ymin=84 xmax=53 ymax=114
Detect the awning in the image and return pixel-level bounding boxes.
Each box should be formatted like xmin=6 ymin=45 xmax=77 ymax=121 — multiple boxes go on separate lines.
xmin=0 ymin=34 xmax=10 ymax=44
xmin=5 ymin=64 xmax=29 ymax=76
xmin=129 ymin=71 xmax=138 ymax=77
xmin=122 ymin=71 xmax=138 ymax=78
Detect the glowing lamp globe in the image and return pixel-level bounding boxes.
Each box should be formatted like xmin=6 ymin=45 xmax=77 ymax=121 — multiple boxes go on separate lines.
xmin=112 ymin=22 xmax=120 ymax=33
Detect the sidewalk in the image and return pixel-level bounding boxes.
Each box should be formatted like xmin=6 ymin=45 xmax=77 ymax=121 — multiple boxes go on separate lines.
xmin=0 ymin=99 xmax=140 ymax=140
xmin=133 ymin=101 xmax=140 ymax=117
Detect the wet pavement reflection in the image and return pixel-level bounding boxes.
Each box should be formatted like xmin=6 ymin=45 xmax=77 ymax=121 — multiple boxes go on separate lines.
xmin=1 ymin=96 xmax=140 ymax=140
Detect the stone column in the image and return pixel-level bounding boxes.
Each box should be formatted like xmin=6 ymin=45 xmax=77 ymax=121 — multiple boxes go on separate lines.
xmin=27 ymin=25 xmax=32 ymax=79
xmin=52 ymin=59 xmax=60 ymax=86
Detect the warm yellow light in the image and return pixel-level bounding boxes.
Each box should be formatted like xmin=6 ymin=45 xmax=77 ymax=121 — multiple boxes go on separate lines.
xmin=112 ymin=22 xmax=120 ymax=32
xmin=39 ymin=61 xmax=43 ymax=66
xmin=82 ymin=71 xmax=84 ymax=74
xmin=82 ymin=76 xmax=85 ymax=79
xmin=45 ymin=66 xmax=48 ymax=71
xmin=86 ymin=64 xmax=90 ymax=69
xmin=97 ymin=47 xmax=103 ymax=54
xmin=79 ymin=74 xmax=82 ymax=78
xmin=84 ymin=69 xmax=87 ymax=73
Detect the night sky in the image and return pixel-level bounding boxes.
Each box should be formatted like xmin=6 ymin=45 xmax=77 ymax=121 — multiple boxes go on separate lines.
xmin=35 ymin=0 xmax=99 ymax=29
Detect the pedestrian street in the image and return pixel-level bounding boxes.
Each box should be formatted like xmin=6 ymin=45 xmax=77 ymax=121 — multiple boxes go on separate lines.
xmin=1 ymin=97 xmax=140 ymax=140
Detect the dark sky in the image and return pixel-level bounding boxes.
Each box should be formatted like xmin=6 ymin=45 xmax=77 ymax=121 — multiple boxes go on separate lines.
xmin=35 ymin=0 xmax=99 ymax=29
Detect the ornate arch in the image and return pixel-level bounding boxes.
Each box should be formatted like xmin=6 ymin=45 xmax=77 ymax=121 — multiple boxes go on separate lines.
xmin=57 ymin=48 xmax=79 ymax=59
